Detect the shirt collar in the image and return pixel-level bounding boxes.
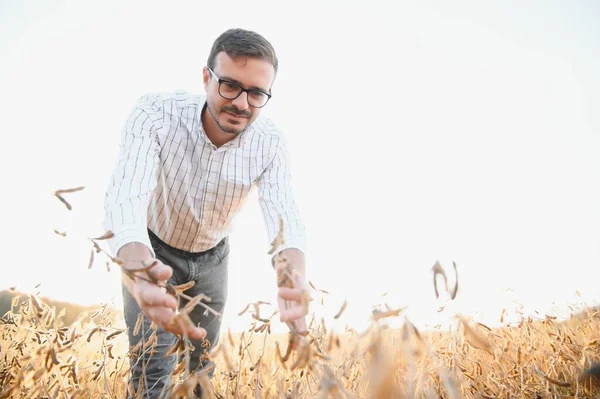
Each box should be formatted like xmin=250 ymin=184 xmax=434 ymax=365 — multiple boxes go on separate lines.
xmin=197 ymin=95 xmax=250 ymax=150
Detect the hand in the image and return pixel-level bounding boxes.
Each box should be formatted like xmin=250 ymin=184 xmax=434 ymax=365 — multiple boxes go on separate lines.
xmin=276 ymin=266 xmax=310 ymax=335
xmin=125 ymin=259 xmax=207 ymax=340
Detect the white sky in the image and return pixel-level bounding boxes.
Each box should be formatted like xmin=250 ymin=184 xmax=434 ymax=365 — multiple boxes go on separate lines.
xmin=1 ymin=0 xmax=599 ymax=334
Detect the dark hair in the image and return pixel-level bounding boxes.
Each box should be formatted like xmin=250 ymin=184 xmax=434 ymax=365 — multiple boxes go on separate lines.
xmin=207 ymin=28 xmax=278 ymax=74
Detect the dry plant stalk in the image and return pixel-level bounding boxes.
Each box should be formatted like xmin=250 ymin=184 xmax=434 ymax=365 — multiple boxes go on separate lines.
xmin=2 ymin=187 xmax=598 ymax=398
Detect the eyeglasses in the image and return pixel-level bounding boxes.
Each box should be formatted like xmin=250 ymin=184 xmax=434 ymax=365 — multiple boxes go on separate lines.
xmin=207 ymin=67 xmax=272 ymax=108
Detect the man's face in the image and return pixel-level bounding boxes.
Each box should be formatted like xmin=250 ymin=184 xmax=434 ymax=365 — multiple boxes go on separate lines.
xmin=203 ymin=52 xmax=275 ymax=135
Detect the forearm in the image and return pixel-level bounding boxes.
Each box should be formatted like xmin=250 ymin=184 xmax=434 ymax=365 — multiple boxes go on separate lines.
xmin=273 ymin=248 xmax=305 ymax=288
xmin=280 ymin=248 xmax=305 ymax=273
xmin=118 ymin=242 xmax=154 ymax=291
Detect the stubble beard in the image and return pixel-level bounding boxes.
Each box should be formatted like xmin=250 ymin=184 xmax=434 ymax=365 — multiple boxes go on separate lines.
xmin=207 ymin=101 xmax=249 ymax=135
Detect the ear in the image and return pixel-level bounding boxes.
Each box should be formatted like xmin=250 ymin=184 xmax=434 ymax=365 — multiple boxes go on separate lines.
xmin=202 ymin=67 xmax=210 ymax=91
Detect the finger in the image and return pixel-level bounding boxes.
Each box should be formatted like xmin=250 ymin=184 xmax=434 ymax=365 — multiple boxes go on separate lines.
xmin=280 ymin=304 xmax=308 ymax=323
xmin=145 ymin=306 xmax=177 ymax=329
xmin=277 ymin=296 xmax=305 ymax=315
xmin=138 ymin=284 xmax=177 ymax=310
xmin=147 ymin=261 xmax=173 ymax=282
xmin=187 ymin=327 xmax=207 ymax=340
xmin=177 ymin=325 xmax=207 ymax=339
xmin=286 ymin=321 xmax=308 ymax=341
xmin=166 ymin=322 xmax=207 ymax=341
xmin=294 ymin=317 xmax=308 ymax=333
xmin=165 ymin=315 xmax=207 ymax=340
xmin=291 ymin=270 xmax=307 ymax=288
xmin=144 ymin=307 xmax=207 ymax=340
xmin=278 ymin=287 xmax=305 ymax=301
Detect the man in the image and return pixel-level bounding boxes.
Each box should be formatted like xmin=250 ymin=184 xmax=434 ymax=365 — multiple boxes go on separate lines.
xmin=103 ymin=28 xmax=308 ymax=398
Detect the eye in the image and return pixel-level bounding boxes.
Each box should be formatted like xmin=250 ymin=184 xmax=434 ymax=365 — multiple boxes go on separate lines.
xmin=222 ymin=82 xmax=240 ymax=92
xmin=249 ymin=90 xmax=267 ymax=100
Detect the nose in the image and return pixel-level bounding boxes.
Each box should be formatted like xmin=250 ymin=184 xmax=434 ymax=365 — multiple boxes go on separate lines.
xmin=232 ymin=91 xmax=249 ymax=110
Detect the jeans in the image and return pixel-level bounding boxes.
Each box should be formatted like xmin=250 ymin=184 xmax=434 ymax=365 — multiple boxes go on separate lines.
xmin=122 ymin=229 xmax=229 ymax=399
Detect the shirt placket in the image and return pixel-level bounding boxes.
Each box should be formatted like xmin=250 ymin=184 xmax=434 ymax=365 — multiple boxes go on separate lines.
xmin=199 ymin=145 xmax=226 ymax=244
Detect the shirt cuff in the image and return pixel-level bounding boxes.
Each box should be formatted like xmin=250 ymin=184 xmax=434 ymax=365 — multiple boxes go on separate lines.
xmin=271 ymin=241 xmax=306 ymax=257
xmin=107 ymin=228 xmax=155 ymax=259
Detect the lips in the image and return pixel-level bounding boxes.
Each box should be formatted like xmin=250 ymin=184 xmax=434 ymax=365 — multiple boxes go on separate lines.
xmin=226 ymin=112 xmax=245 ymax=119
xmin=223 ymin=107 xmax=251 ymax=118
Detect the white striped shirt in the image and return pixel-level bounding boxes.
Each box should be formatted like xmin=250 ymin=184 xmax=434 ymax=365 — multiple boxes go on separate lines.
xmin=103 ymin=90 xmax=306 ymax=257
